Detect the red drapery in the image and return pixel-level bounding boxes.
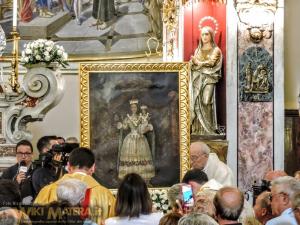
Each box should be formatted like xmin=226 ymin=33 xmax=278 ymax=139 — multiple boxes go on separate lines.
xmin=182 ymin=0 xmax=226 ymax=5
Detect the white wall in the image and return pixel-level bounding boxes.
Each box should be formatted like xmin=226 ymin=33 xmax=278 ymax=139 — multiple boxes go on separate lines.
xmin=27 ymin=74 xmax=80 ymax=152
xmin=285 ymin=0 xmax=300 ymax=109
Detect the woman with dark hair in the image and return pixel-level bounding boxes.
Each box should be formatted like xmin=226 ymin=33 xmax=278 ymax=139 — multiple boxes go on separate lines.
xmin=105 ymin=173 xmax=163 ymax=225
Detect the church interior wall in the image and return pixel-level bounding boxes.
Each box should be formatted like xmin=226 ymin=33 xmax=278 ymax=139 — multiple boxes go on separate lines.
xmin=3 ymin=0 xmax=299 ymax=180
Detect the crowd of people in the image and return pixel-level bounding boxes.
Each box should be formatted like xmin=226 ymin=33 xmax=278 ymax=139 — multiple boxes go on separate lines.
xmin=0 ymin=138 xmax=300 ymax=225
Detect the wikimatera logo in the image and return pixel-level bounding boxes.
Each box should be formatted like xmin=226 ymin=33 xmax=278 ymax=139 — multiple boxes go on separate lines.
xmin=20 ymin=206 xmax=102 ymax=220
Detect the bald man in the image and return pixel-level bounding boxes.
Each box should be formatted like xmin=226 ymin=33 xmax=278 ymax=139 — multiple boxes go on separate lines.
xmin=214 ymin=186 xmax=244 ymax=225
xmin=190 ymin=141 xmax=234 ymax=186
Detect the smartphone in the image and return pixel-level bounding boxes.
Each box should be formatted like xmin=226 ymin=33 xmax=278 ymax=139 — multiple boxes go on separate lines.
xmin=181 ymin=184 xmax=194 ymax=208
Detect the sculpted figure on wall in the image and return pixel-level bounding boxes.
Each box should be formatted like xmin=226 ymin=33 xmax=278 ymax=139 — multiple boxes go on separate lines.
xmin=190 ymin=26 xmax=223 ymax=135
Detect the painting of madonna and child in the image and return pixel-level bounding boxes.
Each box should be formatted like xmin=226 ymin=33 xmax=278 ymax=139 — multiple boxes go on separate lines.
xmin=88 ymin=72 xmax=181 ymax=188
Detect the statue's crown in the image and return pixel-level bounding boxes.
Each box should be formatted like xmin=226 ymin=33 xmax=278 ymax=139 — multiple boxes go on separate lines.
xmin=129 ymin=98 xmax=138 ymax=105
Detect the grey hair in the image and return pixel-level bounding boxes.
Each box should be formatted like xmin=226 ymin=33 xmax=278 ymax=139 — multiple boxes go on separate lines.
xmin=57 ymin=179 xmax=87 ymax=206
xmin=0 ymin=209 xmax=18 ymax=225
xmin=201 ymin=142 xmax=210 ymax=155
xmin=271 ymin=176 xmax=300 ymax=199
xmin=178 ymin=213 xmax=218 ymax=225
xmin=292 ymin=192 xmax=300 ymax=209
xmin=66 ymin=137 xmax=79 ymax=143
xmin=167 ymin=183 xmax=182 ymax=208
xmin=191 ymin=142 xmax=210 ymax=155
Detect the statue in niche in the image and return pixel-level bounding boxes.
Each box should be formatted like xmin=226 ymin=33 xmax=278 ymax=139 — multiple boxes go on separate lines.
xmin=117 ymin=99 xmax=155 ymax=182
xmin=245 ymin=63 xmax=269 ymax=93
xmin=190 ymin=26 xmax=223 ymax=135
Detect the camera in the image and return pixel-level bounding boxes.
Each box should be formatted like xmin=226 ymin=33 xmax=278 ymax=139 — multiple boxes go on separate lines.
xmin=33 ymin=143 xmax=79 ymax=169
xmin=252 ymin=179 xmax=271 ymax=204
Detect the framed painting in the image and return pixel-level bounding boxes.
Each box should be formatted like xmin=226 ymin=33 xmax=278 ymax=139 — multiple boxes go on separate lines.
xmin=1 ymin=0 xmax=162 ymax=59
xmin=80 ymin=63 xmax=190 ymax=189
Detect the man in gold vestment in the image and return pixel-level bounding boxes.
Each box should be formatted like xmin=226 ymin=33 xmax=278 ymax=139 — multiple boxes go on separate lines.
xmin=34 ymin=147 xmax=116 ymax=225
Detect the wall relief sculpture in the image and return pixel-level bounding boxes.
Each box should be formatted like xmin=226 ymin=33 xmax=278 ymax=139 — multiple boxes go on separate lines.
xmin=239 ymin=46 xmax=273 ymax=102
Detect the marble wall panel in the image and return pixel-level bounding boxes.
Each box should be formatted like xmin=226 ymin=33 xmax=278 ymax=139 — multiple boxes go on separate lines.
xmin=238 ymin=102 xmax=273 ymax=191
xmin=237 ymin=22 xmax=274 ymax=191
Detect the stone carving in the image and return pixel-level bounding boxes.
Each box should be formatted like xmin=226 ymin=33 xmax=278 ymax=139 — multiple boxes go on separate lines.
xmin=0 ymin=65 xmax=65 ymax=143
xmin=244 ymin=63 xmax=270 ymax=94
xmin=239 ymin=47 xmax=273 ymax=102
xmin=163 ymin=0 xmax=178 ymax=58
xmin=235 ymin=0 xmax=277 ymax=43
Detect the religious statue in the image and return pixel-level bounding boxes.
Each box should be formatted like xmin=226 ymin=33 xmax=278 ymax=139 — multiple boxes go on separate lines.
xmin=190 ymin=26 xmax=223 ymax=135
xmin=117 ymin=99 xmax=155 ymax=182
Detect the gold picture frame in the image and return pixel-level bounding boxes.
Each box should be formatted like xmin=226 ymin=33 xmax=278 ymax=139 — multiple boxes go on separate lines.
xmin=80 ymin=63 xmax=190 ymax=189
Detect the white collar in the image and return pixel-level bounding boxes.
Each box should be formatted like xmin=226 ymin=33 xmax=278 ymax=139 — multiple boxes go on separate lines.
xmin=73 ymin=171 xmax=87 ymax=176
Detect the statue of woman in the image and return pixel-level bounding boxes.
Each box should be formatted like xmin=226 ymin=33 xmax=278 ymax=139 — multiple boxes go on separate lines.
xmin=190 ymin=26 xmax=222 ymax=135
xmin=117 ymin=99 xmax=155 ymax=181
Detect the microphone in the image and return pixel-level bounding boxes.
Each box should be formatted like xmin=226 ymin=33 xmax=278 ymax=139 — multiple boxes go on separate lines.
xmin=19 ymin=160 xmax=28 ymax=174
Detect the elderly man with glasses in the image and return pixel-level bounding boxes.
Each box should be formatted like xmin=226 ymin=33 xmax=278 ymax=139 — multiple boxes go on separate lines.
xmin=266 ymin=176 xmax=300 ymax=225
xmin=190 ymin=141 xmax=234 ymax=186
xmin=1 ymin=140 xmax=34 ymax=204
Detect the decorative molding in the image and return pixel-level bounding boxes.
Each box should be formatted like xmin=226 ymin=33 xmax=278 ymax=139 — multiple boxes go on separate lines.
xmin=1 ymin=66 xmax=65 ymax=143
xmin=163 ymin=0 xmax=179 ymax=59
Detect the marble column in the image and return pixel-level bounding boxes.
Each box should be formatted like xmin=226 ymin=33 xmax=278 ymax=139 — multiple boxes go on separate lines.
xmin=226 ymin=0 xmax=284 ymax=192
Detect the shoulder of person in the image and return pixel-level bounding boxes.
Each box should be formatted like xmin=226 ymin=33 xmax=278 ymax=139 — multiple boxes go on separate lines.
xmin=1 ymin=163 xmax=18 ymax=179
xmin=105 ymin=216 xmax=124 ymax=225
xmin=140 ymin=212 xmax=164 ymax=222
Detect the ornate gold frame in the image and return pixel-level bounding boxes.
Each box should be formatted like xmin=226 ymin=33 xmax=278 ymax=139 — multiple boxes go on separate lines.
xmin=80 ymin=62 xmax=190 ymax=181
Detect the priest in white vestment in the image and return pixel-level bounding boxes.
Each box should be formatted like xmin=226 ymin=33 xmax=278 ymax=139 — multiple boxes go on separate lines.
xmin=190 ymin=141 xmax=234 ymax=186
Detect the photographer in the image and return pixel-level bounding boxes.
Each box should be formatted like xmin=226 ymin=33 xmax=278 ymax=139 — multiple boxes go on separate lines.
xmin=1 ymin=140 xmax=34 ymax=204
xmin=32 ymin=136 xmax=59 ymax=196
xmin=32 ymin=136 xmax=79 ymax=196
xmin=253 ymin=170 xmax=288 ymax=205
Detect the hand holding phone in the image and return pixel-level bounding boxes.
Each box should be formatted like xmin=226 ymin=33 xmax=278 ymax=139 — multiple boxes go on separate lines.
xmin=181 ymin=184 xmax=194 ymax=213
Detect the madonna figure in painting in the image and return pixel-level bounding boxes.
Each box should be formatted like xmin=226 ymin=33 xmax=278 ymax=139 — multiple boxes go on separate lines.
xmin=190 ymin=26 xmax=222 ymax=135
xmin=117 ymin=99 xmax=155 ymax=182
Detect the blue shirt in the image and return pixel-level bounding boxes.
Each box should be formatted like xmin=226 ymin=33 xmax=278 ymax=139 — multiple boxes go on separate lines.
xmin=266 ymin=208 xmax=298 ymax=225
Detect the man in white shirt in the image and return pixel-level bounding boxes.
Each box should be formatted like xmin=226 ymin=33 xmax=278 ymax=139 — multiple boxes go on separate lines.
xmin=190 ymin=141 xmax=234 ymax=186
xmin=266 ymin=176 xmax=300 ymax=225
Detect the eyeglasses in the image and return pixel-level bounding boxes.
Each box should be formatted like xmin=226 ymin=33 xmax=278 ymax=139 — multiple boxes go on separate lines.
xmin=190 ymin=153 xmax=207 ymax=162
xmin=270 ymin=192 xmax=286 ymax=201
xmin=16 ymin=152 xmax=32 ymax=157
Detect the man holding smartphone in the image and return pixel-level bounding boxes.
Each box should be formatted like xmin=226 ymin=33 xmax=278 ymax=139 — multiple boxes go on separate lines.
xmin=1 ymin=140 xmax=34 ymax=203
